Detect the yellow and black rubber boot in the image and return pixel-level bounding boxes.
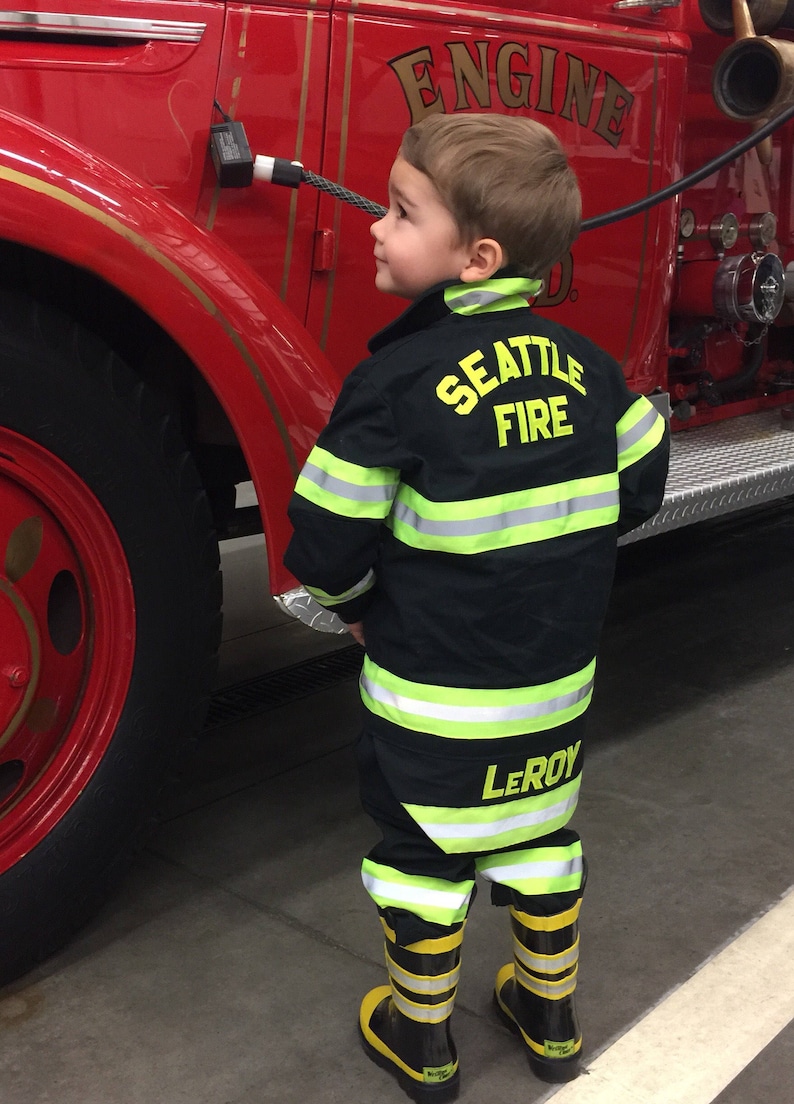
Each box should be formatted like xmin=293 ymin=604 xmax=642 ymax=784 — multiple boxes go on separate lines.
xmin=494 ymin=894 xmax=583 ymax=1083
xmin=359 ymin=917 xmax=463 ymax=1102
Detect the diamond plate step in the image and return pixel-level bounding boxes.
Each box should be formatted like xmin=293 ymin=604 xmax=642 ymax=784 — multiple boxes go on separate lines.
xmin=620 ymin=409 xmax=794 ymax=544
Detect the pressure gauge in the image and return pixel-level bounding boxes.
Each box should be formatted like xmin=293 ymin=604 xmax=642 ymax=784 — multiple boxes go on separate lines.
xmin=748 ymin=212 xmax=777 ymax=248
xmin=709 ymin=213 xmax=740 ymax=251
xmin=679 ymin=208 xmax=696 ymax=240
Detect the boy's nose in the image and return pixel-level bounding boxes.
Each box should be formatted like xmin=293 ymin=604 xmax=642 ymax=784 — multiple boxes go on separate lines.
xmin=370 ymin=217 xmax=384 ymax=241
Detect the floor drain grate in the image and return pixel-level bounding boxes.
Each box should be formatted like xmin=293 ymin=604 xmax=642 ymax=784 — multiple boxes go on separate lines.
xmin=205 ymin=644 xmax=364 ymax=729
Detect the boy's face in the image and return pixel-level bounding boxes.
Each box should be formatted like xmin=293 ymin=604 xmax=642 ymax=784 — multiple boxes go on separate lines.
xmin=370 ymin=157 xmax=474 ymax=300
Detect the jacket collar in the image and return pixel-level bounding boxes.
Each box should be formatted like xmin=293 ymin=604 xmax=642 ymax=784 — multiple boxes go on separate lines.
xmin=367 ymin=270 xmax=542 ymax=354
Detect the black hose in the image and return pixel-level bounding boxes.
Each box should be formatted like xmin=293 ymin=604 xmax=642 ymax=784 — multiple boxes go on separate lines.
xmin=581 ymin=100 xmax=794 ymax=231
xmin=714 ymin=328 xmax=766 ymax=395
xmin=295 ymin=100 xmax=794 ymax=231
xmin=675 ymin=325 xmax=766 ymax=406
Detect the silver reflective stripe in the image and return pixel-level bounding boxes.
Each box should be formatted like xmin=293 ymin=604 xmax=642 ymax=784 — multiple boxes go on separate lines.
xmin=390 ymin=990 xmax=455 ymax=1023
xmin=386 ymin=957 xmax=460 ymax=995
xmin=617 ymin=405 xmax=660 ymax=457
xmin=302 ymin=463 xmax=398 ymax=504
xmin=361 ymin=871 xmax=473 ymax=913
xmin=514 ymin=937 xmax=580 ymax=976
xmin=0 ymin=12 xmax=206 ymax=42
xmin=413 ymin=789 xmax=579 ymax=842
xmin=336 ymin=568 xmax=375 ymax=601
xmin=390 ymin=489 xmax=619 ymax=538
xmin=478 ymin=854 xmax=584 ymax=884
xmin=447 ymin=288 xmax=512 ymax=310
xmin=516 ymin=965 xmax=578 ymax=999
xmin=360 ymin=673 xmax=594 ymax=727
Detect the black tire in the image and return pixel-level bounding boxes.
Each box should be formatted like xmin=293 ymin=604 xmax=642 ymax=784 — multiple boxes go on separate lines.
xmin=0 ymin=292 xmax=222 ymax=985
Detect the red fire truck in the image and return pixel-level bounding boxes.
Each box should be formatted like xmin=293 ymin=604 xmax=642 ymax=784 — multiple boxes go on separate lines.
xmin=0 ymin=0 xmax=792 ymax=983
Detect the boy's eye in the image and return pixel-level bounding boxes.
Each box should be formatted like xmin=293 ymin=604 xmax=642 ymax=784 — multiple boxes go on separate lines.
xmin=396 ymin=204 xmax=407 ymax=219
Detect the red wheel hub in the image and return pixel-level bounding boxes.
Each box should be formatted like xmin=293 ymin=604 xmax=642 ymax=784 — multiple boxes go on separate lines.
xmin=0 ymin=583 xmax=37 ymax=744
xmin=0 ymin=429 xmax=135 ymax=871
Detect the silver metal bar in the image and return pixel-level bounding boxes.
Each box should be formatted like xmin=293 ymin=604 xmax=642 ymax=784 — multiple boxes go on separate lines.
xmin=613 ymin=0 xmax=681 ymax=10
xmin=0 ymin=11 xmax=205 ymax=43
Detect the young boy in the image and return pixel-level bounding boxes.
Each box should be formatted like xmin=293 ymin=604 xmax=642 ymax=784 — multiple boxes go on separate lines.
xmin=284 ymin=113 xmax=668 ymax=1102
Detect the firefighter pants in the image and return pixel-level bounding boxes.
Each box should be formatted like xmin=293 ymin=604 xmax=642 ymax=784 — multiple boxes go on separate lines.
xmin=355 ymin=721 xmax=586 ymax=945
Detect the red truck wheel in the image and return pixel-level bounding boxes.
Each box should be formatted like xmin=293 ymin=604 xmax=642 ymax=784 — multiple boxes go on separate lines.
xmin=0 ymin=294 xmax=221 ymax=984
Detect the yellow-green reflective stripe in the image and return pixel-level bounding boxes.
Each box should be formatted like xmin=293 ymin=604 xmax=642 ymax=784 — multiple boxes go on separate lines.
xmin=295 ymin=445 xmax=398 ymax=519
xmin=444 ymin=277 xmax=542 ymax=315
xmin=306 ymin=445 xmax=399 ymax=490
xmin=477 ymin=843 xmax=584 ymax=893
xmin=387 ymin=475 xmax=619 ymax=554
xmin=516 ymin=963 xmax=578 ymax=1000
xmin=295 ymin=472 xmax=394 ymax=518
xmin=360 ymin=657 xmax=595 ymax=739
xmin=616 ymin=397 xmax=666 ymax=472
xmin=513 ymin=935 xmax=579 ymax=976
xmin=404 ymin=776 xmax=580 ymax=854
xmin=386 ymin=953 xmax=460 ymax=995
xmin=391 ymin=990 xmax=455 ymax=1023
xmin=305 ymin=569 xmax=375 ymax=607
xmin=361 ymin=859 xmax=474 ymax=925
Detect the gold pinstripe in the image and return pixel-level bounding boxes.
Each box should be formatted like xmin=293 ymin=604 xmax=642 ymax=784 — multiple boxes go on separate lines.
xmin=281 ymin=4 xmax=318 ymax=300
xmin=620 ymin=53 xmax=659 ymax=368
xmin=356 ymin=0 xmax=672 ymax=47
xmin=320 ymin=5 xmax=357 ymax=350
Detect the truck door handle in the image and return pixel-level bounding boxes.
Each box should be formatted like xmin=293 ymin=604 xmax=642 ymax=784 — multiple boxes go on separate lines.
xmin=612 ymin=0 xmax=681 ymax=10
xmin=0 ymin=11 xmax=205 ymax=44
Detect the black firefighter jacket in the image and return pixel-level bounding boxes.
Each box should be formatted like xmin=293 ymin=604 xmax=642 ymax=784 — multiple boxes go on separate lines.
xmin=284 ymin=275 xmax=669 ymax=758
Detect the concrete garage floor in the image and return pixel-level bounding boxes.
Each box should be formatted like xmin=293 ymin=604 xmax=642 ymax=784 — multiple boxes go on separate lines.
xmin=1 ymin=501 xmax=793 ymax=1103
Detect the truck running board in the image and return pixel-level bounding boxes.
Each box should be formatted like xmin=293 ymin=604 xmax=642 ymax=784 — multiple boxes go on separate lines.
xmin=621 ymin=408 xmax=794 ymax=544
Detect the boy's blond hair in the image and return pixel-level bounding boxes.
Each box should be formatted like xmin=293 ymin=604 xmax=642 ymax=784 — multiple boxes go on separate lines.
xmin=399 ymin=113 xmax=581 ymax=280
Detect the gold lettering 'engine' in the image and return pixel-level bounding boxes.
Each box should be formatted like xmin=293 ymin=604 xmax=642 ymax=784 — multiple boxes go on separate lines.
xmin=388 ymin=42 xmax=634 ymax=149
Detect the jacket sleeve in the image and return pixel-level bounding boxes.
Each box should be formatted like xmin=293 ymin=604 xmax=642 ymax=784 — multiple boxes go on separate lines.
xmin=283 ymin=370 xmax=410 ymax=623
xmin=615 ymin=393 xmax=670 ymax=536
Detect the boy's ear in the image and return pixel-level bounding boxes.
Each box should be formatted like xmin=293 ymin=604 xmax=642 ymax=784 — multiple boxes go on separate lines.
xmin=458 ymin=238 xmax=505 ymax=283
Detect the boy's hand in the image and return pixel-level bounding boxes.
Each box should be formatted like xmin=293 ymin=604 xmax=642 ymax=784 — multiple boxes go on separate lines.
xmin=346 ymin=621 xmax=366 ymax=647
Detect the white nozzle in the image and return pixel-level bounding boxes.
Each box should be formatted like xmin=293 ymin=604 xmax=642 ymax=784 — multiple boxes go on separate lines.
xmin=253 ymin=155 xmax=303 ymax=187
xmin=253 ymin=155 xmax=276 ymax=182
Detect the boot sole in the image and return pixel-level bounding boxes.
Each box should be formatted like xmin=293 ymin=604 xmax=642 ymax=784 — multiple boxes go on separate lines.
xmin=359 ymin=1026 xmax=460 ymax=1103
xmin=493 ymin=974 xmax=581 ymax=1085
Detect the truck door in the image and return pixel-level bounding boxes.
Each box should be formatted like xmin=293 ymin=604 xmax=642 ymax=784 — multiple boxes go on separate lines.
xmin=0 ymin=2 xmax=226 ymax=216
xmin=308 ymin=0 xmax=689 ymax=393
xmin=199 ymin=0 xmax=332 ymax=331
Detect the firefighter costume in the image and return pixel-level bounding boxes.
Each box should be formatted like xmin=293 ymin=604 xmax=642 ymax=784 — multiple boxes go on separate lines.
xmin=284 ymin=273 xmax=669 ymax=1100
